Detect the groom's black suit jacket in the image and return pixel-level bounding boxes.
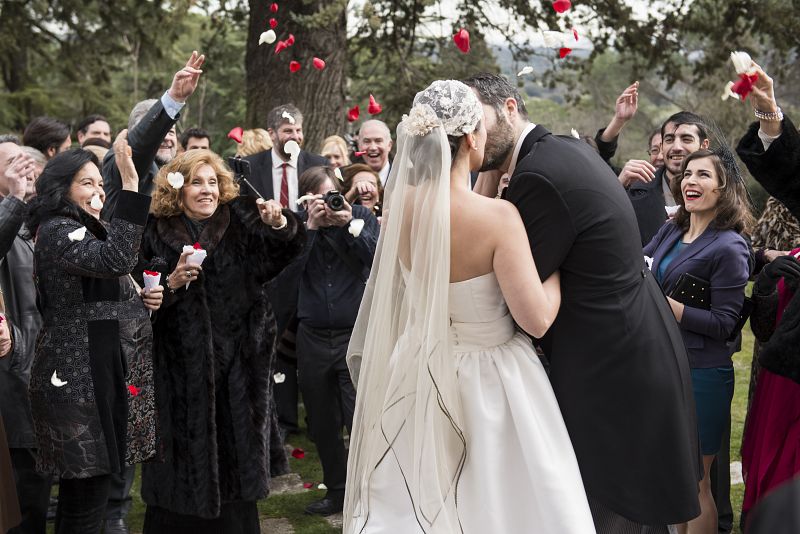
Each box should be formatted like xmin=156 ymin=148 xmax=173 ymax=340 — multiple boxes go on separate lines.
xmin=505 ymin=126 xmax=701 ymax=525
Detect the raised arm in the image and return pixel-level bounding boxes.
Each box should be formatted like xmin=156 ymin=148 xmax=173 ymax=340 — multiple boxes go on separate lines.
xmin=493 ymin=200 xmax=561 ymax=338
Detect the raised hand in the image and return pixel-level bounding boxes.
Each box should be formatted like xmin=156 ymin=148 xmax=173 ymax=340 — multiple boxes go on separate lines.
xmin=257 ymin=198 xmax=285 ymax=227
xmin=113 ymin=129 xmax=138 ymax=191
xmin=614 ymin=81 xmax=639 ymax=122
xmin=0 ymin=316 xmax=12 ymax=358
xmin=5 ymin=153 xmax=36 ymax=200
xmin=168 ymin=50 xmax=205 ymax=103
xmin=166 ymin=249 xmax=204 ymax=291
xmin=618 ymin=159 xmax=657 ymax=187
xmin=748 ymin=62 xmax=777 ymax=113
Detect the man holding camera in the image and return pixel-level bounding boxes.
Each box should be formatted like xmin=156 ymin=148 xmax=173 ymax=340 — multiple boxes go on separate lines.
xmin=289 ymin=167 xmax=378 ymax=516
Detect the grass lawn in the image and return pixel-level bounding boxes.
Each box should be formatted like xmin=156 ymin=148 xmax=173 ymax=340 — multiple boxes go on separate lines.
xmin=49 ymin=327 xmax=757 ymax=533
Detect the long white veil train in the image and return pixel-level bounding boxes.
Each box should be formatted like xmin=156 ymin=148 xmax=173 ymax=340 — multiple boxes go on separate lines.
xmin=345 ymin=81 xmax=483 ymax=533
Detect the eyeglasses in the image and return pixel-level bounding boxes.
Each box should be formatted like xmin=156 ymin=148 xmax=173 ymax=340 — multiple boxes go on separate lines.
xmin=647 ymin=148 xmax=661 ymax=156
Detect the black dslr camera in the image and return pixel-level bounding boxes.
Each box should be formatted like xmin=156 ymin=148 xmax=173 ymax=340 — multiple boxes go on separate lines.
xmin=323 ymin=190 xmax=345 ymax=211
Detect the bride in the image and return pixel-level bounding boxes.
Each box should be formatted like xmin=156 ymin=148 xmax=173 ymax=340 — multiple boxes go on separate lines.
xmin=344 ymin=80 xmax=595 ymax=533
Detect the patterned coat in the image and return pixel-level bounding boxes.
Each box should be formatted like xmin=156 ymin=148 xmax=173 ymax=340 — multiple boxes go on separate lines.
xmin=139 ymin=196 xmax=304 ymax=518
xmin=29 ymin=190 xmax=156 ymax=478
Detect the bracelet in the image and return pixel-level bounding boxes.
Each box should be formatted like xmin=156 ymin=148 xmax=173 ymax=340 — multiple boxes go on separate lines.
xmin=271 ymin=215 xmax=288 ymax=230
xmin=754 ymin=107 xmax=783 ymax=122
xmin=165 ymin=273 xmax=177 ymax=294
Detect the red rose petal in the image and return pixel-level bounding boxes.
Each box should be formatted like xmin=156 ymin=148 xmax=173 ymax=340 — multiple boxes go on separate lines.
xmin=269 ymin=18 xmax=278 ymax=29
xmin=559 ymin=47 xmax=573 ymax=58
xmin=0 ymin=316 xmax=5 ymax=323
xmin=354 ymin=151 xmax=366 ymax=157
xmin=270 ymin=2 xmax=278 ymax=13
xmin=274 ymin=40 xmax=288 ymax=54
xmin=303 ymin=482 xmax=313 ymax=489
xmin=453 ymin=28 xmax=470 ymax=54
xmin=291 ymin=447 xmax=305 ymax=459
xmin=127 ymin=384 xmax=141 ymax=397
xmin=289 ymin=61 xmax=301 ymax=73
xmin=143 ymin=270 xmax=160 ymax=276
xmin=193 ymin=242 xmax=202 ymax=250
xmin=731 ymin=72 xmax=759 ymax=100
xmin=572 ymin=28 xmax=579 ymax=41
xmin=368 ymin=94 xmax=382 ymax=115
xmin=347 ymin=105 xmax=360 ymax=122
xmin=227 ymin=127 xmax=244 ymax=144
xmin=552 ymin=0 xmax=571 ymax=13
xmin=312 ymin=57 xmax=326 ymax=70
xmin=286 ymin=34 xmax=295 ymax=46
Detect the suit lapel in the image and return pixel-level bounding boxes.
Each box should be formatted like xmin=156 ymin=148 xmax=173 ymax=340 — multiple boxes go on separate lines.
xmin=516 ymin=125 xmax=551 ymax=164
xmin=662 ymin=226 xmax=719 ymax=283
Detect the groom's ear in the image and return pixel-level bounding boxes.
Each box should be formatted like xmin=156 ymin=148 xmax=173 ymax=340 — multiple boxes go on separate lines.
xmin=504 ymin=96 xmax=519 ymax=116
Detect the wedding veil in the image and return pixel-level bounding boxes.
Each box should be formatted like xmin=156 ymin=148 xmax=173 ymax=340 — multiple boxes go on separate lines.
xmin=345 ymin=80 xmax=483 ymax=533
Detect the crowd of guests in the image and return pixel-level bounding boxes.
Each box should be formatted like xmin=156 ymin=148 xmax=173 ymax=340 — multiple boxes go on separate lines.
xmin=0 ymin=48 xmax=798 ymax=534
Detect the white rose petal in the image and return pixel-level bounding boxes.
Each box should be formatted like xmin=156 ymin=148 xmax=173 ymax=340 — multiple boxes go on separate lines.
xmin=297 ymin=194 xmax=317 ymax=205
xmin=284 ymin=140 xmax=300 ymax=162
xmin=334 ymin=167 xmax=343 ymax=182
xmin=259 ymin=30 xmax=277 ymax=45
xmin=349 ymin=218 xmax=365 ymax=238
xmin=167 ymin=172 xmax=184 ymax=189
xmin=317 ymin=483 xmax=327 ymax=490
xmin=67 ymin=226 xmax=87 ymax=242
xmin=665 ymin=205 xmax=680 ymax=217
xmin=644 ymin=256 xmax=654 ymax=271
xmin=90 ymin=194 xmax=103 ymax=211
xmin=282 ymin=111 xmax=296 ymax=124
xmin=542 ymin=30 xmax=572 ymax=49
xmin=517 ymin=66 xmax=534 ymax=77
xmin=730 ymin=51 xmax=755 ymax=75
xmin=720 ymin=81 xmax=740 ymax=101
xmin=273 ymin=372 xmax=286 ymax=384
xmin=51 ymin=370 xmax=68 ymax=388
xmin=570 ymin=128 xmax=580 ymax=139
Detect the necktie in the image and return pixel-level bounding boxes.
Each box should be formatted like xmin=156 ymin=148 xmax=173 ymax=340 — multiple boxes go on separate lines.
xmin=280 ymin=162 xmax=289 ymax=208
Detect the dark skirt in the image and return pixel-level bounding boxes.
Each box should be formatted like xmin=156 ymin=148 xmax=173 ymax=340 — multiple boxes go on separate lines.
xmin=142 ymin=501 xmax=259 ymax=534
xmin=0 ymin=415 xmax=21 ymax=533
xmin=691 ymin=366 xmax=735 ymax=456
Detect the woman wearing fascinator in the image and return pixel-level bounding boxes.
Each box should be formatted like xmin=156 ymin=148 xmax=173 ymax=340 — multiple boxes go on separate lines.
xmin=643 ymin=146 xmax=753 ymax=534
xmin=344 ymin=80 xmax=595 ymax=533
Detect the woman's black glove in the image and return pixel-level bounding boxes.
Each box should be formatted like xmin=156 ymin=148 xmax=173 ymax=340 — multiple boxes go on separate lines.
xmin=754 ymin=254 xmax=800 ymax=294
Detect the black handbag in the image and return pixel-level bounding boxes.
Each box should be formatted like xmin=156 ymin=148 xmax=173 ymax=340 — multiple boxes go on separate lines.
xmin=669 ymin=273 xmax=711 ymax=310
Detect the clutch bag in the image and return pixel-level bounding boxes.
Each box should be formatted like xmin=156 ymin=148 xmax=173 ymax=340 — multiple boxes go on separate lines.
xmin=669 ymin=273 xmax=711 ymax=310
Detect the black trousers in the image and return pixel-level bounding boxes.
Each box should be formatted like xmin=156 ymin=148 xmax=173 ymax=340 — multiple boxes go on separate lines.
xmin=54 ymin=474 xmax=111 ymax=534
xmin=104 ymin=465 xmax=135 ymax=520
xmin=8 ymin=448 xmax=51 ymax=534
xmin=296 ymin=322 xmax=356 ymax=497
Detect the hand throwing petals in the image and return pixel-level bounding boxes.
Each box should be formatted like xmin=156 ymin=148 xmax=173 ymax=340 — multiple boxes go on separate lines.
xmin=453 ymin=28 xmax=470 ymax=53
xmin=167 ymin=172 xmax=185 ymax=189
xmin=259 ymin=30 xmax=277 ymax=45
xmin=349 ymin=218 xmax=365 ymax=238
xmin=517 ymin=66 xmax=534 ymax=77
xmin=347 ymin=105 xmax=360 ymax=122
xmin=552 ymin=0 xmax=572 ymax=13
xmin=67 ymin=226 xmax=87 ymax=242
xmin=368 ymin=94 xmax=382 ymax=115
xmin=227 ymin=126 xmax=244 ymax=143
xmin=51 ymin=370 xmax=68 ymax=387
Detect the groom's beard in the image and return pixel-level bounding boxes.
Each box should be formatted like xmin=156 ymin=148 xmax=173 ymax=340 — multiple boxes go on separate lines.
xmin=480 ymin=116 xmax=515 ymax=172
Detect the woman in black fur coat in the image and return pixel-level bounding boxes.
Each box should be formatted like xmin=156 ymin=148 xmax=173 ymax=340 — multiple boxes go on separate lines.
xmin=137 ymin=149 xmax=305 ymax=533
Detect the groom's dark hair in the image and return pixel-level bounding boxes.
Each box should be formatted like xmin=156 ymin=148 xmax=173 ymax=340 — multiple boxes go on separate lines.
xmin=462 ymin=73 xmax=529 ymax=119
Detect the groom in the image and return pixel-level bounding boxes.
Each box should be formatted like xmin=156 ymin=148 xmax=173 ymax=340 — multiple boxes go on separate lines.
xmin=464 ymin=73 xmax=701 ymax=532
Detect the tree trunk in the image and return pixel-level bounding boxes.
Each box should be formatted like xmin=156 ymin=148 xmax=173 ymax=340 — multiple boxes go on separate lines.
xmin=245 ymin=0 xmax=346 ymax=153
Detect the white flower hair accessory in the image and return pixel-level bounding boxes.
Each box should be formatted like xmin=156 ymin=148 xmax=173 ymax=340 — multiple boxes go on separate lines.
xmin=402 ymin=80 xmax=483 ymax=138
xmin=167 ymin=172 xmax=184 ymax=189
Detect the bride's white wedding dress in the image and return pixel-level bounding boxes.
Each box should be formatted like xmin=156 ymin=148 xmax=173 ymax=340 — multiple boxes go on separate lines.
xmin=350 ymin=271 xmax=596 ymax=534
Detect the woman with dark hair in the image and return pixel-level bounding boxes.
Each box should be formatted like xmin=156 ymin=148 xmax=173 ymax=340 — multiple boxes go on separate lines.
xmin=137 ymin=149 xmax=304 ymax=533
xmin=644 ymin=148 xmax=753 ymax=534
xmin=22 ymin=117 xmax=72 ymax=160
xmin=25 ymin=133 xmax=163 ymax=533
xmin=341 ymin=163 xmax=382 ymax=218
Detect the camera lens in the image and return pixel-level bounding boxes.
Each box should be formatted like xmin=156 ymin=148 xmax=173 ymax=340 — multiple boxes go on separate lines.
xmin=326 ymin=192 xmax=344 ymax=211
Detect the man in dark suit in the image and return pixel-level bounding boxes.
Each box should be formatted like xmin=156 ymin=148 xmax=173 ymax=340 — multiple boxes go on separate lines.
xmin=619 ymin=111 xmax=710 ymax=246
xmin=464 ymin=73 xmax=701 ymax=533
xmin=244 ymin=104 xmax=327 ymax=438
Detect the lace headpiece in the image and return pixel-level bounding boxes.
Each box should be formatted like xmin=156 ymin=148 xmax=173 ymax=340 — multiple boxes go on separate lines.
xmin=401 ymin=80 xmax=483 ymax=137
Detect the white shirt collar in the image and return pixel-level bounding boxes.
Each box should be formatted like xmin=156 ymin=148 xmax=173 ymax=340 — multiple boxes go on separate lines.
xmin=508 ymin=123 xmax=536 ymax=176
xmin=378 ymin=161 xmax=390 ymax=181
xmin=272 ymin=147 xmax=297 ymax=169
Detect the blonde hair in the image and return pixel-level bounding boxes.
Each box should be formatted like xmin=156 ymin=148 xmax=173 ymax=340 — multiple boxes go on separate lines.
xmin=235 ymin=128 xmax=273 ymax=157
xmin=151 ymin=149 xmax=240 ymax=217
xmin=321 ymin=135 xmax=351 ymax=166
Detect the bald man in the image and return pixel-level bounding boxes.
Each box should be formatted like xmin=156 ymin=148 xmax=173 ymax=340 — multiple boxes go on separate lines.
xmin=357 ymin=120 xmax=392 ymax=185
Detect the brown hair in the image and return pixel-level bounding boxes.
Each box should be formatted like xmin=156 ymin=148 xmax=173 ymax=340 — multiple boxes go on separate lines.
xmin=298 ymin=166 xmax=339 ymax=197
xmin=671 ymin=149 xmax=754 ymax=234
xmin=151 ymin=149 xmax=240 ymax=217
xmin=341 ymin=163 xmax=383 ymax=200
xmin=235 ymin=128 xmax=272 ymax=157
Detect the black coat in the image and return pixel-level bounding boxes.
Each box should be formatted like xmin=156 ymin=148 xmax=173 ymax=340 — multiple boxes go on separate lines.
xmin=738 ymin=116 xmax=800 ymax=384
xmin=626 ymin=165 xmax=671 ymax=246
xmin=139 ymin=197 xmax=304 ymax=518
xmin=30 ymin=191 xmax=156 ymax=478
xmin=505 ymin=126 xmax=701 ymax=524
